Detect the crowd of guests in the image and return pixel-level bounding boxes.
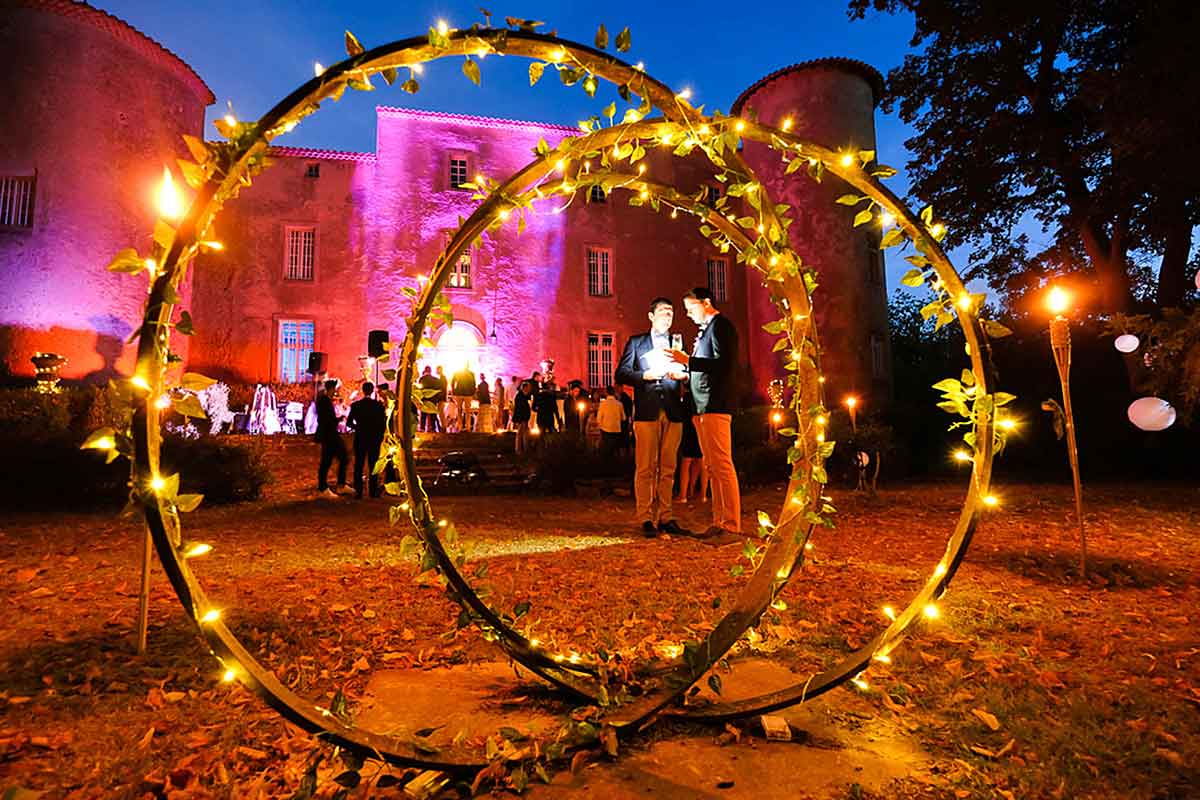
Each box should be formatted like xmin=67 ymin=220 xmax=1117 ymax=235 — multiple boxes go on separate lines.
xmin=313 ymin=287 xmax=742 ymax=543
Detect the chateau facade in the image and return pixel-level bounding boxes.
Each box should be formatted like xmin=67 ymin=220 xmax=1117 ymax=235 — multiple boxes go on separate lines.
xmin=1 ymin=1 xmax=891 ymax=405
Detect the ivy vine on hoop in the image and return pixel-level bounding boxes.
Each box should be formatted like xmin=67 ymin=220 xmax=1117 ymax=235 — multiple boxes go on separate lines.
xmin=85 ymin=15 xmax=1013 ymax=782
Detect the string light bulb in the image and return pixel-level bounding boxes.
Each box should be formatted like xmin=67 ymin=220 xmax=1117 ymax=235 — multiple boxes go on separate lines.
xmin=436 ymin=19 xmax=449 ymax=35
xmin=781 ymin=117 xmax=793 ymax=132
xmin=839 ymin=153 xmax=855 ymax=167
xmin=150 ymin=476 xmax=166 ymax=492
xmin=883 ymin=605 xmax=896 ymax=620
xmin=184 ymin=543 xmax=212 ymax=559
xmin=677 ymin=87 xmax=692 ymax=100
xmin=923 ymin=603 xmax=939 ymax=620
xmin=953 ymin=450 xmax=971 ymax=463
xmin=201 ymin=609 xmax=221 ymax=623
xmin=983 ymin=494 xmax=999 ymax=507
xmin=313 ymin=62 xmax=325 ymax=77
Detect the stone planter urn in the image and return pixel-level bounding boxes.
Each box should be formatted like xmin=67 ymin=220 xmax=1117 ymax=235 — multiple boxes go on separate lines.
xmin=31 ymin=352 xmax=68 ymax=394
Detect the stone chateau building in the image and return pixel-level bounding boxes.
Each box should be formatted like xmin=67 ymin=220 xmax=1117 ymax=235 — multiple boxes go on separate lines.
xmin=1 ymin=0 xmax=891 ymax=405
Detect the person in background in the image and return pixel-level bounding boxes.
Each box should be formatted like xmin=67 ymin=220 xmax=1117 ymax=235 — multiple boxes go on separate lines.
xmin=508 ymin=375 xmax=521 ymax=429
xmin=675 ymin=391 xmax=708 ymax=505
xmin=451 ymin=364 xmax=476 ymax=431
xmin=534 ymin=379 xmax=561 ymax=434
xmin=597 ymin=385 xmax=626 ymax=461
xmin=417 ymin=366 xmax=440 ymax=432
xmin=475 ymin=372 xmax=493 ymax=432
xmin=564 ymin=380 xmax=587 ymax=439
xmin=433 ymin=366 xmax=448 ymax=432
xmin=512 ymin=380 xmax=534 ymax=454
xmin=346 ymin=381 xmax=386 ymax=499
xmin=493 ymin=376 xmax=507 ymax=431
xmin=314 ymin=379 xmax=347 ymax=499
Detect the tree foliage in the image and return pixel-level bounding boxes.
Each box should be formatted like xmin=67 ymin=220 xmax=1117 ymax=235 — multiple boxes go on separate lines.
xmin=851 ymin=0 xmax=1200 ymax=314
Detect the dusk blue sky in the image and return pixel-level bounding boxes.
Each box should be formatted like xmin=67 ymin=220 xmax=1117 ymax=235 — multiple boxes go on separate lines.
xmin=94 ymin=1 xmax=968 ymax=289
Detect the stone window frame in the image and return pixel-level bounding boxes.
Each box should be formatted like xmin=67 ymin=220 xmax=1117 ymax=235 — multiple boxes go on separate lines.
xmin=0 ymin=173 xmax=36 ymax=229
xmin=446 ymin=150 xmax=473 ymax=192
xmin=282 ymin=224 xmax=318 ymax=282
xmin=586 ymin=331 xmax=616 ymax=390
xmin=304 ymin=162 xmax=321 ymax=179
xmin=440 ymin=229 xmax=476 ymax=291
xmin=706 ymin=256 xmax=729 ymax=303
xmin=586 ymin=245 xmax=613 ymax=297
xmin=276 ymin=317 xmax=317 ymax=384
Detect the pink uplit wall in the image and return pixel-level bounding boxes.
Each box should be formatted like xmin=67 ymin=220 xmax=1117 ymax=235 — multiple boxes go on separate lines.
xmin=0 ymin=1 xmax=213 ymax=381
xmin=0 ymin=3 xmax=886 ymax=406
xmin=193 ymin=107 xmax=753 ymax=392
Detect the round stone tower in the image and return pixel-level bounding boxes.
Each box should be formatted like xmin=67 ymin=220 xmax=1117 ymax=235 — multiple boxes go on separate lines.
xmin=0 ymin=0 xmax=213 ymax=382
xmin=732 ymin=59 xmax=892 ymax=411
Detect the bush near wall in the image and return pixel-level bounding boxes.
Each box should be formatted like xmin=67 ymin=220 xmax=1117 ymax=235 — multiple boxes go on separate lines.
xmin=0 ymin=388 xmax=271 ymax=510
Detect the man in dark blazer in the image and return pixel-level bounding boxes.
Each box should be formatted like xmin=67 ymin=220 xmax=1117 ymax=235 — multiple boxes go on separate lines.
xmin=314 ymin=379 xmax=347 ymax=498
xmin=616 ymin=297 xmax=689 ymax=537
xmin=667 ymin=287 xmax=742 ymax=536
xmin=346 ymin=381 xmax=387 ymax=499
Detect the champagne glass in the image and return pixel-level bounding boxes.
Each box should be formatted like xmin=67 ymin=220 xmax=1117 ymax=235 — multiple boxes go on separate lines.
xmin=670 ymin=333 xmax=683 ymax=352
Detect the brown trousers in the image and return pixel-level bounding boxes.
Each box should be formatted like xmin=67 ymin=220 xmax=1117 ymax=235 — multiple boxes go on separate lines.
xmin=694 ymin=412 xmax=741 ymax=533
xmin=633 ymin=410 xmax=682 ymax=524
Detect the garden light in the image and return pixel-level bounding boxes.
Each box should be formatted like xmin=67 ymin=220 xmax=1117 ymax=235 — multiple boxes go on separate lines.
xmin=155 ymin=167 xmax=183 ymax=221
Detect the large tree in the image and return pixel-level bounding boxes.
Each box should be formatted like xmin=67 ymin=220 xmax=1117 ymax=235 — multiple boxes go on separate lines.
xmin=851 ymin=0 xmax=1199 ymax=314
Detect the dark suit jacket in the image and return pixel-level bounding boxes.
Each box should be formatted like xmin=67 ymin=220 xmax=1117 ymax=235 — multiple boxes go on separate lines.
xmin=346 ymin=397 xmax=386 ymax=447
xmin=513 ymin=391 xmax=533 ymax=424
xmin=688 ymin=313 xmax=739 ymax=415
xmin=314 ymin=394 xmax=341 ymax=441
xmin=615 ymin=332 xmax=685 ymax=423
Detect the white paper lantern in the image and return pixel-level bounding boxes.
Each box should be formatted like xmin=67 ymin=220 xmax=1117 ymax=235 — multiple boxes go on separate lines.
xmin=1127 ymin=397 xmax=1176 ymax=432
xmin=1113 ymin=334 xmax=1140 ymax=353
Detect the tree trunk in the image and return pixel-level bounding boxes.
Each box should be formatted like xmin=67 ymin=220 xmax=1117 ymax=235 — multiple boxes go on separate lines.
xmin=1156 ymin=199 xmax=1193 ymax=309
xmin=1077 ymin=216 xmax=1133 ymax=314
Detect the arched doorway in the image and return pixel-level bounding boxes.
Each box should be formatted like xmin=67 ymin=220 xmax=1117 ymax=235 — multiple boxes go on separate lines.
xmin=428 ymin=320 xmax=484 ymax=373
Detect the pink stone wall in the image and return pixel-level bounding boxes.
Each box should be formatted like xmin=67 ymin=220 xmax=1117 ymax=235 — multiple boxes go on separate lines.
xmin=192 ymin=108 xmax=753 ymax=395
xmin=736 ymin=65 xmax=892 ymax=409
xmin=0 ymin=3 xmax=212 ymax=381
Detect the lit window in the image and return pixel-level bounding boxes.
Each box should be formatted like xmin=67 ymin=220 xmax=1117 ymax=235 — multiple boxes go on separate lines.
xmin=870 ymin=333 xmax=887 ymax=379
xmin=278 ymin=320 xmax=315 ymax=383
xmin=285 ymin=226 xmax=315 ymax=281
xmin=589 ymin=185 xmax=607 ymax=203
xmin=707 ymin=257 xmax=728 ymax=302
xmin=305 ymin=162 xmax=320 ymax=179
xmin=449 ymin=251 xmax=472 ymax=289
xmin=0 ymin=174 xmax=35 ymax=228
xmin=449 ymin=157 xmax=469 ymax=190
xmin=587 ymin=332 xmax=615 ymax=390
xmin=587 ymin=247 xmax=611 ymax=296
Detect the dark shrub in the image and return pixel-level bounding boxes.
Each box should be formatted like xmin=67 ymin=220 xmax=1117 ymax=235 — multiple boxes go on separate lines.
xmin=0 ymin=387 xmax=271 ymax=510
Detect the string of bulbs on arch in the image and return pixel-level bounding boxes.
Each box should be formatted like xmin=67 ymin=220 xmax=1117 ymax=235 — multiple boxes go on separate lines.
xmin=89 ymin=21 xmax=1014 ymax=771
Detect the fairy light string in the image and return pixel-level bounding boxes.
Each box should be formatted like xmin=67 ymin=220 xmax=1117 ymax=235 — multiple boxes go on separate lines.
xmin=94 ymin=20 xmax=1008 ymax=768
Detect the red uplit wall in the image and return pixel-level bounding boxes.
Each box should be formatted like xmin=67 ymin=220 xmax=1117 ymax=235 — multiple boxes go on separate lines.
xmin=734 ymin=60 xmax=893 ymax=407
xmin=0 ymin=1 xmax=213 ymax=381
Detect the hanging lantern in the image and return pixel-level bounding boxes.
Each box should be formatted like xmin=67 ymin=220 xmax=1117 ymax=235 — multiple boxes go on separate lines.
xmin=1127 ymin=397 xmax=1176 ymax=432
xmin=1113 ymin=334 xmax=1139 ymax=353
